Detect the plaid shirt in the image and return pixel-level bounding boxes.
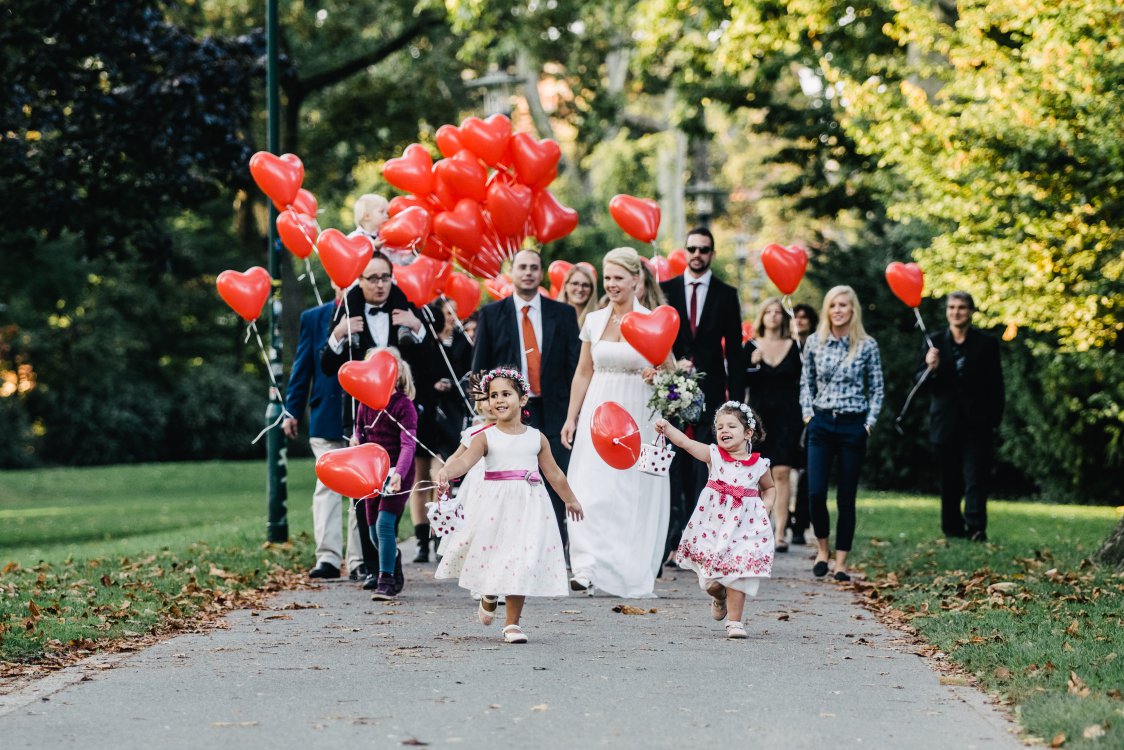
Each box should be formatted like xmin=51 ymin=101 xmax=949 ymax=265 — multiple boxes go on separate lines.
xmin=800 ymin=334 xmax=884 ymax=429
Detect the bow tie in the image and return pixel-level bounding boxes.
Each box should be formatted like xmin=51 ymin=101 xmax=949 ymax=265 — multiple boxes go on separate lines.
xmin=367 ymin=305 xmax=389 ymax=316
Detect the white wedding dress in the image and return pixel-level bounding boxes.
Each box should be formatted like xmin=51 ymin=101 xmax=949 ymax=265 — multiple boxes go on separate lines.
xmin=566 ymin=302 xmax=671 ymax=598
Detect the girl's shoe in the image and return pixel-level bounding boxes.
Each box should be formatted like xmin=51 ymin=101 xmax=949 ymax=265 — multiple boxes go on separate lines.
xmin=569 ymin=576 xmax=591 ymax=592
xmin=705 ymin=581 xmax=728 ymax=621
xmin=478 ymin=595 xmax=499 ymax=626
xmin=502 ymin=625 xmax=528 ymax=644
xmin=370 ymin=574 xmax=397 ymax=601
xmin=725 ymin=621 xmax=748 ymax=639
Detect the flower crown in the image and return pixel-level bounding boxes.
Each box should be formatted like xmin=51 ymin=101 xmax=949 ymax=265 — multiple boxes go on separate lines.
xmin=718 ymin=400 xmax=757 ymax=431
xmin=480 ymin=367 xmax=530 ymax=395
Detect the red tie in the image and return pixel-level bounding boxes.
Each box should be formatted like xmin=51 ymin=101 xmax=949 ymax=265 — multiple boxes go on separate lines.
xmin=522 ymin=305 xmax=541 ymax=395
xmin=689 ymin=281 xmax=700 ymax=336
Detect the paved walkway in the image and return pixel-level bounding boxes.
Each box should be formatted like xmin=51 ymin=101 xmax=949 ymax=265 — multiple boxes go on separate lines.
xmin=0 ymin=544 xmax=1021 ymax=749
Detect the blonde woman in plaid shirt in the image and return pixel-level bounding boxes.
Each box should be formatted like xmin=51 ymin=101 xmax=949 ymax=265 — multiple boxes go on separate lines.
xmin=799 ymin=285 xmax=884 ymax=581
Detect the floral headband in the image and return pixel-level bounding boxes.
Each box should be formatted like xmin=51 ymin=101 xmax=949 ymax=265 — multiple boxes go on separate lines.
xmin=718 ymin=400 xmax=757 ymax=431
xmin=480 ymin=367 xmax=530 ymax=395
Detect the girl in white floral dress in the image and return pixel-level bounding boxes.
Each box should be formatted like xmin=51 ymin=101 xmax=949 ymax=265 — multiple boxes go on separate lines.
xmin=655 ymin=401 xmax=776 ymax=639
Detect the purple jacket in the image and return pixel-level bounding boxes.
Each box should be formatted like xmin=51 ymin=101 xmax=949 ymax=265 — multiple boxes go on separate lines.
xmin=355 ymin=391 xmax=418 ymax=514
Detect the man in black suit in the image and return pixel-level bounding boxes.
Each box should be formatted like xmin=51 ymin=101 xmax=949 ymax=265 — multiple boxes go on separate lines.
xmin=659 ymin=227 xmax=746 ymax=560
xmin=471 ymin=249 xmax=581 ymax=545
xmin=918 ymin=291 xmax=1004 ymax=541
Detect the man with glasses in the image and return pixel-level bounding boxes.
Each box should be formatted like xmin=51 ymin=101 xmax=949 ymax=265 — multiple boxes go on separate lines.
xmin=658 ymin=227 xmax=746 ymax=562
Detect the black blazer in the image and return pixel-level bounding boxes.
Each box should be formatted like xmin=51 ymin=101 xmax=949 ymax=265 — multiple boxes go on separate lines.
xmin=660 ymin=274 xmax=746 ymax=416
xmin=916 ymin=327 xmax=1004 ymax=444
xmin=470 ymin=295 xmax=580 ymax=437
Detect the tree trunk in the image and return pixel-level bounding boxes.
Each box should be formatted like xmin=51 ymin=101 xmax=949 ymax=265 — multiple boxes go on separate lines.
xmin=1094 ymin=515 xmax=1124 ymax=568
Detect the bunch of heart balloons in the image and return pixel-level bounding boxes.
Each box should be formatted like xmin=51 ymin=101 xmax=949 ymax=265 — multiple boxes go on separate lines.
xmin=377 ymin=114 xmax=577 ymax=284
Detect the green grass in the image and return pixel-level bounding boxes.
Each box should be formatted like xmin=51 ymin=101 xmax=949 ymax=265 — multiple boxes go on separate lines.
xmin=0 ymin=459 xmax=417 ymax=666
xmin=848 ymin=493 xmax=1124 ymax=749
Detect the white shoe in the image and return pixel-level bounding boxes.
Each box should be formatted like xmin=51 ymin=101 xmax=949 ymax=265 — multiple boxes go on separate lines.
xmin=478 ymin=596 xmax=498 ymax=626
xmin=502 ymin=624 xmax=528 ymax=644
xmin=725 ymin=621 xmax=747 ymax=639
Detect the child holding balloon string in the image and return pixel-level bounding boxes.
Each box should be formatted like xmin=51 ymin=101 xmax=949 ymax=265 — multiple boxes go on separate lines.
xmin=435 ymin=367 xmax=584 ymax=644
xmin=654 ymin=401 xmax=776 ymax=639
xmin=352 ymin=347 xmax=417 ymax=601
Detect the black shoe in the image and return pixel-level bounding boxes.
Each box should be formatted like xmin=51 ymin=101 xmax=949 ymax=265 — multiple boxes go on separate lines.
xmin=812 ymin=561 xmax=829 ymax=578
xmin=775 ymin=541 xmax=789 ymax=553
xmin=791 ymin=532 xmax=806 ymax=546
xmin=348 ymin=563 xmax=368 ymax=581
xmin=308 ymin=562 xmax=340 ymax=579
xmin=833 ymin=571 xmax=851 ymax=582
xmin=392 ymin=550 xmax=404 ymax=595
xmin=361 ymin=573 xmax=379 ymax=591
xmin=968 ymin=530 xmax=988 ymax=542
xmin=413 ymin=546 xmax=430 ymax=564
xmin=413 ymin=523 xmax=431 ymax=563
xmin=370 ymin=574 xmax=396 ymax=601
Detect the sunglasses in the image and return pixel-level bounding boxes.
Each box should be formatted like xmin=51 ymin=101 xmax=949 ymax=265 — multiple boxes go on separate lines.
xmin=685 ymin=245 xmax=712 ymax=255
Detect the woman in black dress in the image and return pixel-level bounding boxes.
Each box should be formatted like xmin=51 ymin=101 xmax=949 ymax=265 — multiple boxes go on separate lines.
xmin=744 ymin=298 xmax=802 ymax=552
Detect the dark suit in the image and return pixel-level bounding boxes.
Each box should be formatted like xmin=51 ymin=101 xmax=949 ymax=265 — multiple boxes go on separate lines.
xmin=916 ymin=327 xmax=1004 ymax=537
xmin=471 ymin=294 xmax=581 ymax=543
xmin=659 ymin=273 xmax=746 ymax=558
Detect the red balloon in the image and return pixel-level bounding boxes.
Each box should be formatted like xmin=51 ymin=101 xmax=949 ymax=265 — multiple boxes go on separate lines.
xmin=393 ymin=258 xmax=440 ymax=307
xmin=339 ymin=350 xmax=399 ymax=410
xmin=760 ymin=243 xmax=808 ymax=295
xmin=460 ymin=114 xmax=512 ymax=166
xmin=318 ymin=228 xmax=373 ymax=288
xmin=510 ymin=132 xmax=562 ymax=187
xmin=275 ymin=187 xmax=317 ymax=215
xmin=620 ymin=305 xmax=681 ymax=366
xmin=315 ymin=443 xmax=391 ymax=499
xmin=420 ymin=235 xmax=453 ymax=262
xmin=436 ymin=124 xmax=466 ymax=158
xmin=650 ymin=256 xmax=674 ymax=282
xmin=456 ymin=247 xmax=503 ymax=279
xmin=216 ymin=266 xmax=271 ymax=322
xmin=484 ymin=274 xmax=514 ymax=300
xmin=276 ymin=211 xmax=319 ymax=259
xmin=486 ymin=180 xmax=534 ymax=237
xmin=742 ymin=320 xmax=755 ymax=345
xmin=388 ymin=195 xmax=429 ymax=217
xmin=609 ymin=194 xmax=661 ymax=243
xmin=531 ymin=191 xmax=579 ymax=244
xmin=249 ymin=151 xmax=303 ymax=207
xmin=668 ymin=248 xmax=688 ymax=276
xmin=548 ymin=260 xmax=574 ymax=298
xmin=434 ymin=199 xmax=486 ymax=253
xmin=443 ymin=272 xmax=481 ymax=320
xmin=886 ymin=261 xmax=925 ymax=308
xmin=379 ymin=206 xmax=432 ymax=249
xmin=435 ymin=150 xmax=488 ymax=202
xmin=383 ymin=144 xmax=435 ymax=196
xmin=591 ymin=401 xmax=642 ymax=470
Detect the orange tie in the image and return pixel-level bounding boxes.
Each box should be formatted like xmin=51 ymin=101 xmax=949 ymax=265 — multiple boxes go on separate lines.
xmin=521 ymin=305 xmax=541 ymax=395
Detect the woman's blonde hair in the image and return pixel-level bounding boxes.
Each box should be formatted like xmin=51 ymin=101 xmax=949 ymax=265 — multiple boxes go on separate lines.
xmin=364 ymin=346 xmax=416 ymax=400
xmin=754 ymin=297 xmax=792 ymax=338
xmin=603 ymin=246 xmax=641 ymax=278
xmin=815 ymin=285 xmax=870 ymax=363
xmin=557 ymin=265 xmax=599 ymax=328
xmin=638 ymin=259 xmax=667 ymax=310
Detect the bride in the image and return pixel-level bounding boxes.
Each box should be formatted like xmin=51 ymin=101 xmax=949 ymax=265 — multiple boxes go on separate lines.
xmin=561 ymin=247 xmax=672 ymax=598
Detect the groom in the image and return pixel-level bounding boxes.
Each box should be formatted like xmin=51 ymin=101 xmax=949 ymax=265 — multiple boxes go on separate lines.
xmin=471 ymin=250 xmax=581 ymax=545
xmin=659 ymin=227 xmax=747 ymax=560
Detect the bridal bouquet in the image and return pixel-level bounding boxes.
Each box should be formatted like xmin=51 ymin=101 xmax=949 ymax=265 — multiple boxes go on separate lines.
xmin=647 ymin=368 xmax=706 ymax=424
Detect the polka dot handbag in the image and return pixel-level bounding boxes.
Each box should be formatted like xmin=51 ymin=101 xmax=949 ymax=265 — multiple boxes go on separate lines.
xmin=425 ymin=492 xmax=464 ymax=537
xmin=637 ymin=434 xmax=675 ymax=476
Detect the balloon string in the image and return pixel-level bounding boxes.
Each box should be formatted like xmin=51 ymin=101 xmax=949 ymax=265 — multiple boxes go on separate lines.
xmin=380 ymin=409 xmax=439 ymax=458
xmin=342 ymin=296 xmax=357 ymax=426
xmin=304 ymin=259 xmax=324 ymax=306
xmin=780 ymin=294 xmax=805 ymax=364
xmin=895 ymin=368 xmax=930 ymax=436
xmin=913 ymin=307 xmax=935 ymax=349
xmin=247 ymin=320 xmax=296 ymax=444
xmin=611 ymin=428 xmax=641 ymax=462
xmin=289 ymin=208 xmax=326 ymax=302
xmin=423 ymin=312 xmax=475 ymax=414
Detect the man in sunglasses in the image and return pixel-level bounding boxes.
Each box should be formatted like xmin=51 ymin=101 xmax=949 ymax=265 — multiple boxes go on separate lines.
xmin=658 ymin=227 xmax=747 ymax=562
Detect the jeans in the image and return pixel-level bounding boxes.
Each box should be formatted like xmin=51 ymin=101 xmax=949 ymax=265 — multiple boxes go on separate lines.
xmin=806 ymin=410 xmax=868 ymax=552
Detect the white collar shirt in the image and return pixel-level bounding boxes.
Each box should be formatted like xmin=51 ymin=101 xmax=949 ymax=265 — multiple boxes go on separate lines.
xmin=365 ymin=302 xmax=392 ymax=349
xmin=684 ymin=269 xmax=713 ymax=323
xmin=513 ymin=293 xmax=544 ymax=397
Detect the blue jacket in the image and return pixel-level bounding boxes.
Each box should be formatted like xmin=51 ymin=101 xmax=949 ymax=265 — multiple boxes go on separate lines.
xmin=285 ymin=302 xmax=344 ymax=440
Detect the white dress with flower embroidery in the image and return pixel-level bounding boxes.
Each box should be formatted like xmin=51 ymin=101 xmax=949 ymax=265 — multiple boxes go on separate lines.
xmin=436 ymin=423 xmax=489 ymax=557
xmin=676 ymin=445 xmax=773 ymax=596
xmin=435 ymin=427 xmax=569 ymax=596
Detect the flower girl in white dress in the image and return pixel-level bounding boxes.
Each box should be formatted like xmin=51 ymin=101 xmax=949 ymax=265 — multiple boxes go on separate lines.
xmin=436 ymin=367 xmax=584 ymax=644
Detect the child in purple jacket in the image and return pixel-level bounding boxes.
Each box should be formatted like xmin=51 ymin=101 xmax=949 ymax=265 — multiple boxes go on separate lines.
xmin=353 ymin=347 xmax=418 ymax=601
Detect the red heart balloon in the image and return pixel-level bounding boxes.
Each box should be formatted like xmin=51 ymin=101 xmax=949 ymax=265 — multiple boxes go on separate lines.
xmin=249 ymin=151 xmax=303 ymax=207
xmin=484 ymin=273 xmax=514 ymax=300
xmin=274 ymin=187 xmax=317 ymax=215
xmin=339 ymin=349 xmax=399 ymax=410
xmin=460 ymin=114 xmax=512 ymax=166
xmin=276 ymin=210 xmax=320 ymax=259
xmin=548 ymin=260 xmax=574 ymax=298
xmin=650 ymin=256 xmax=673 ymax=282
xmin=742 ymin=320 xmax=755 ymax=345
xmin=435 ymin=150 xmax=488 ymax=202
xmin=486 ymin=180 xmax=534 ymax=237
xmin=388 ymin=195 xmax=429 ymax=217
xmin=532 ymin=191 xmax=579 ymax=244
xmin=591 ymin=401 xmax=641 ymax=470
xmin=456 ymin=247 xmax=503 ymax=279
xmin=379 ymin=206 xmax=432 ymax=249
xmin=668 ymin=248 xmax=688 ymax=276
xmin=609 ymin=194 xmax=661 ymax=243
xmin=420 ymin=235 xmax=453 ymax=262
xmin=886 ymin=261 xmax=925 ymax=308
xmin=620 ymin=305 xmax=681 ymax=366
xmin=443 ymin=272 xmax=481 ymax=320
xmin=315 ymin=443 xmax=391 ymax=499
xmin=383 ymin=144 xmax=435 ymax=196
xmin=760 ymin=243 xmax=808 ymax=295
xmin=216 ymin=266 xmax=271 ymax=322
xmin=317 ymin=228 xmax=373 ymax=288
xmin=435 ymin=124 xmax=466 ymax=158
xmin=434 ymin=199 xmax=486 ymax=253
xmin=393 ymin=258 xmax=440 ymax=307
xmin=510 ymin=132 xmax=562 ymax=187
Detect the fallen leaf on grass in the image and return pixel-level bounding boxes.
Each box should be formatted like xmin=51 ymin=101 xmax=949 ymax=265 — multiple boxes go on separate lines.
xmin=1050 ymin=732 xmax=1066 ymax=747
xmin=531 ymin=703 xmax=549 ymax=712
xmin=986 ymin=582 xmax=1017 ymax=594
xmin=994 ymin=667 xmax=1011 ymax=680
xmin=1068 ymin=671 xmax=1090 ymax=697
xmin=2 ymin=561 xmax=19 ymax=575
xmin=612 ymin=605 xmax=655 ymax=615
xmin=1108 ymin=689 xmax=1122 ymax=700
xmin=208 ymin=566 xmax=237 ymax=580
xmin=1066 ymin=619 xmax=1080 ymax=636
xmin=1082 ymin=724 xmax=1105 ymax=740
